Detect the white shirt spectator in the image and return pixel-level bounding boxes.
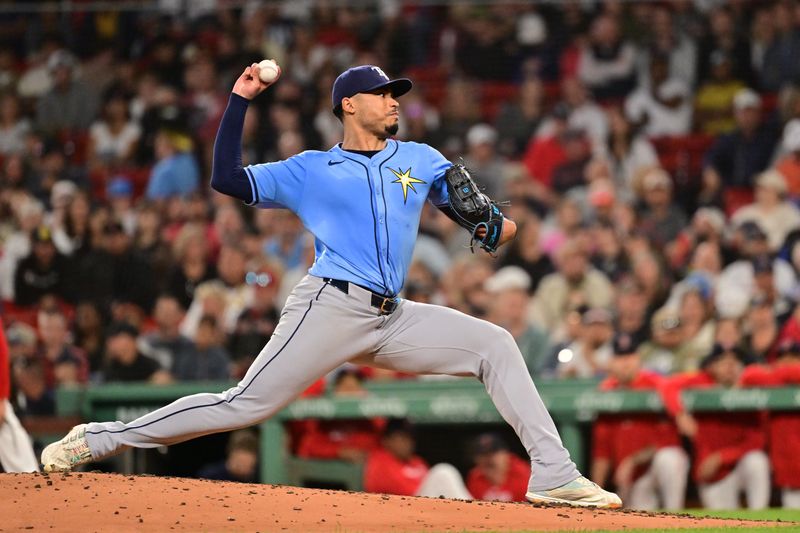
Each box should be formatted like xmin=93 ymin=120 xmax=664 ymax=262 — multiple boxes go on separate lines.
xmin=715 ymin=258 xmax=797 ymax=318
xmin=89 ymin=121 xmax=141 ymax=161
xmin=0 ymin=118 xmax=30 ymax=155
xmin=625 ymin=79 xmax=693 ymax=137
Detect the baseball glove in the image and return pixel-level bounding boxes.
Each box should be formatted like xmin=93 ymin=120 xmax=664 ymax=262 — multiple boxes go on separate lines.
xmin=444 ymin=163 xmax=505 ymax=254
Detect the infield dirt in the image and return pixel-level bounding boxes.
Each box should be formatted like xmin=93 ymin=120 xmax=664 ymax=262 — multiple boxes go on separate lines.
xmin=0 ymin=472 xmax=792 ymax=532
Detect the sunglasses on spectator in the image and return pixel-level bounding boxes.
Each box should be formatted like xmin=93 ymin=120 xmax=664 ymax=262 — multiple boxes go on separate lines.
xmin=245 ymin=271 xmax=272 ymax=287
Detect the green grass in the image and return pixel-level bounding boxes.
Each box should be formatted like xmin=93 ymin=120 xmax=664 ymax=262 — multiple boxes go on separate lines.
xmin=450 ymin=508 xmax=800 ymax=533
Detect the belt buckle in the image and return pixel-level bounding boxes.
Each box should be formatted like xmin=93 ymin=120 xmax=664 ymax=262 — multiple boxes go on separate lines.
xmin=379 ymin=297 xmax=397 ymax=315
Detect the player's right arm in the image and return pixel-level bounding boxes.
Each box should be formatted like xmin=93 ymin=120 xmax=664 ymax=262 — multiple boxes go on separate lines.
xmin=210 ymin=63 xmax=278 ymax=203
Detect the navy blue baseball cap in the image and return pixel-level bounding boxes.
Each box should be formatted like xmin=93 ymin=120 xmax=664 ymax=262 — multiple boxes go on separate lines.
xmin=331 ymin=65 xmax=412 ymax=112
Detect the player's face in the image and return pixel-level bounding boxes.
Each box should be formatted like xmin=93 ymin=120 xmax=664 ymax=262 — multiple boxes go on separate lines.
xmin=350 ymin=87 xmax=400 ymax=138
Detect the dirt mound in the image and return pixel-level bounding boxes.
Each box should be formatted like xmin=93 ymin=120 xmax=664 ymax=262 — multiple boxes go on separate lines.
xmin=0 ymin=472 xmax=790 ymax=532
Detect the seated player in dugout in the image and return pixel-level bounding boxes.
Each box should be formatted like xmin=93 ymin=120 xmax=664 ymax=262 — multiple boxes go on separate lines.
xmin=739 ymin=339 xmax=800 ymax=509
xmin=591 ymin=333 xmax=689 ymax=511
xmin=42 ymin=62 xmax=620 ymax=508
xmin=364 ymin=418 xmax=470 ymax=499
xmin=659 ymin=344 xmax=770 ymax=510
xmin=466 ymin=432 xmax=531 ymax=503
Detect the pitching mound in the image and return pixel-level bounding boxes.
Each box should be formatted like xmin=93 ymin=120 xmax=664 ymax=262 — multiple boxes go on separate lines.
xmin=0 ymin=472 xmax=789 ymax=532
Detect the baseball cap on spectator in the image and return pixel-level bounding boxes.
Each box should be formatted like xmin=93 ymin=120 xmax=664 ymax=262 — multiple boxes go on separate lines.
xmin=701 ymin=343 xmax=750 ymax=368
xmin=517 ymin=13 xmax=547 ymax=45
xmin=751 ymin=253 xmax=774 ymax=274
xmin=642 ymin=168 xmax=672 ymax=190
xmin=582 ymin=307 xmax=613 ymax=325
xmin=31 ymin=225 xmax=53 ymax=244
xmin=783 ymin=119 xmax=800 ymax=153
xmin=733 ymin=88 xmax=762 ymax=111
xmin=683 ymin=273 xmax=713 ymax=302
xmin=738 ymin=220 xmax=768 ymax=242
xmin=651 ymin=306 xmax=681 ymax=332
xmin=331 ymin=65 xmax=412 ymax=112
xmin=466 ymin=124 xmax=498 ymax=148
xmin=470 ymin=433 xmax=509 ymax=457
xmin=484 ymin=266 xmax=531 ymax=293
xmin=106 ymin=321 xmax=139 ymax=338
xmin=612 ymin=332 xmax=642 ymax=356
xmin=755 ymin=169 xmax=787 ymax=195
xmin=107 ymin=176 xmax=133 ymax=198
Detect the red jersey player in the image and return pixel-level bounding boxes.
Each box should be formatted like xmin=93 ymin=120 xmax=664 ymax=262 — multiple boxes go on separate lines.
xmin=466 ymin=433 xmax=531 ymax=502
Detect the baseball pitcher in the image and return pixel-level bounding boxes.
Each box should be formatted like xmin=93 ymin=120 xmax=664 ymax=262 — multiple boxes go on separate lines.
xmin=42 ymin=63 xmax=620 ymax=508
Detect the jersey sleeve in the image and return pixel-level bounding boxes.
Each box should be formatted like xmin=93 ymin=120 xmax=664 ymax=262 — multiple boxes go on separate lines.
xmin=426 ymin=146 xmax=452 ymax=207
xmin=244 ymin=152 xmax=308 ymax=212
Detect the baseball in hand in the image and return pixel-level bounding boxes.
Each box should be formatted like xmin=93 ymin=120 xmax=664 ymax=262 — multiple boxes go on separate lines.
xmin=257 ymin=59 xmax=280 ymax=84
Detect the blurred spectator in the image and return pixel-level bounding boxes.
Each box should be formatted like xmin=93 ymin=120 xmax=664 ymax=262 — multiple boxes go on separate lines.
xmin=660 ymin=345 xmax=769 ymax=510
xmin=364 ymin=418 xmax=471 ymax=499
xmin=72 ymin=301 xmax=106 ymax=374
xmin=696 ymin=7 xmax=753 ymax=88
xmin=716 ymin=222 xmax=797 ymax=319
xmin=494 ymin=78 xmax=544 ymax=157
xmin=591 ymin=333 xmax=688 ymax=510
xmin=531 ymin=239 xmax=614 ymax=335
xmin=637 ymin=7 xmax=697 ymax=90
xmin=702 ymin=88 xmax=780 ymax=200
xmin=181 ymin=244 xmax=252 ymax=338
xmin=498 ymin=212 xmax=554 ymax=292
xmin=145 ymin=129 xmax=200 ymax=200
xmin=674 ymin=286 xmax=716 ymax=372
xmin=484 ymin=267 xmax=549 ymax=376
xmin=0 ymin=198 xmax=45 ymax=300
xmin=466 ymin=433 xmax=530 ymax=502
xmin=36 ymin=308 xmax=89 ymax=387
xmin=76 ymin=220 xmax=157 ymax=315
xmin=694 ymin=51 xmax=745 ymax=136
xmin=627 ymin=54 xmax=692 ymax=137
xmin=166 ymin=223 xmax=218 ymax=310
xmin=229 ymin=263 xmax=282 ymax=377
xmin=102 ymin=321 xmax=170 ymax=383
xmin=138 ymin=294 xmax=193 ymax=372
xmin=262 ymin=211 xmax=306 ymax=270
xmin=758 ymin=2 xmax=800 ymax=92
xmin=551 ymin=129 xmax=591 ymax=194
xmin=599 ymin=107 xmax=658 ymax=192
xmin=105 ymin=177 xmax=136 ymax=234
xmin=523 ymin=103 xmax=569 ymax=188
xmin=87 ymin=91 xmax=141 ymax=168
xmin=0 ymin=92 xmax=31 ymax=156
xmin=637 ymin=168 xmax=687 ymax=250
xmin=35 ymin=50 xmax=99 ymax=135
xmin=463 ymin=124 xmax=507 ymax=199
xmin=731 ymin=170 xmax=800 ymax=252
xmin=51 ymin=190 xmax=92 ymax=257
xmin=776 ymin=119 xmax=800 ymax=197
xmin=173 ymin=315 xmax=230 ymax=381
xmin=14 ymin=225 xmax=75 ymax=306
xmin=639 ymin=306 xmax=683 ymax=375
xmin=577 ymin=15 xmax=636 ymax=100
xmin=197 ymin=429 xmax=259 ymax=483
xmin=436 ymin=79 xmax=481 ymax=152
xmin=590 ymin=223 xmax=628 ymax=283
xmin=552 ymin=307 xmax=613 ymax=379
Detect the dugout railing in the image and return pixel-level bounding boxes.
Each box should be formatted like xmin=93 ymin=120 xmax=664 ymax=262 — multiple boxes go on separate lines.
xmin=48 ymin=379 xmax=800 ymax=485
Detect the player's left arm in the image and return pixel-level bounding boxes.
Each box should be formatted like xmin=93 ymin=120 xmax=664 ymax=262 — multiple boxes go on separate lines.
xmin=427 ymin=148 xmax=515 ymax=252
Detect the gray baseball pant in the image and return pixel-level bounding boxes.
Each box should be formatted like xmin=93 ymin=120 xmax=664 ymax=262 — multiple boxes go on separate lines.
xmin=86 ymin=275 xmax=579 ymax=491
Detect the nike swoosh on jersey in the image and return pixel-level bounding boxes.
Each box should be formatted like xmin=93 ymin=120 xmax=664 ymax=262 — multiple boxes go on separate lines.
xmin=328 ymin=160 xmax=344 ymax=166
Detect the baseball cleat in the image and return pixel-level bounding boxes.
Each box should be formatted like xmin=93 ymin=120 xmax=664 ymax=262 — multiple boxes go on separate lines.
xmin=41 ymin=424 xmax=93 ymax=472
xmin=526 ymin=476 xmax=622 ymax=508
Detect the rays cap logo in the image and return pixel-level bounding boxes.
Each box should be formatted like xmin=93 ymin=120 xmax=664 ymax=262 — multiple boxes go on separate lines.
xmin=332 ymin=65 xmax=412 ymax=112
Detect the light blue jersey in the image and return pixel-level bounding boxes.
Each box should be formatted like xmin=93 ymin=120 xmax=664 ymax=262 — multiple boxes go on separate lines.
xmin=244 ymin=140 xmax=452 ymax=296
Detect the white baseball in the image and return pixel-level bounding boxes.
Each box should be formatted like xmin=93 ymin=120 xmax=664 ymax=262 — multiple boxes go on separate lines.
xmin=257 ymin=59 xmax=280 ymax=83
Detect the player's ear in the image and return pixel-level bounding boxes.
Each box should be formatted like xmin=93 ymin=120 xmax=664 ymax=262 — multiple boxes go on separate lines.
xmin=341 ymin=96 xmax=356 ymax=116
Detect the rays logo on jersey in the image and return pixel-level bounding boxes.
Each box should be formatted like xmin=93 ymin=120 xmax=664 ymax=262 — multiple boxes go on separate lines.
xmin=388 ymin=167 xmax=426 ymax=203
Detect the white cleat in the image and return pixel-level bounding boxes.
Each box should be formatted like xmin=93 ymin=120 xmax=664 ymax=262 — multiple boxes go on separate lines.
xmin=41 ymin=424 xmax=93 ymax=473
xmin=526 ymin=476 xmax=622 ymax=509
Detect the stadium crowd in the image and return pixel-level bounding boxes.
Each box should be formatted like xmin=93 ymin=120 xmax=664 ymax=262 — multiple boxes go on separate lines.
xmin=2 ymin=0 xmax=800 ymax=509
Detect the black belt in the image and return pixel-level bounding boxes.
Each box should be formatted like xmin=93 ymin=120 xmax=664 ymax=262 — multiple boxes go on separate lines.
xmin=323 ymin=278 xmax=399 ymax=315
